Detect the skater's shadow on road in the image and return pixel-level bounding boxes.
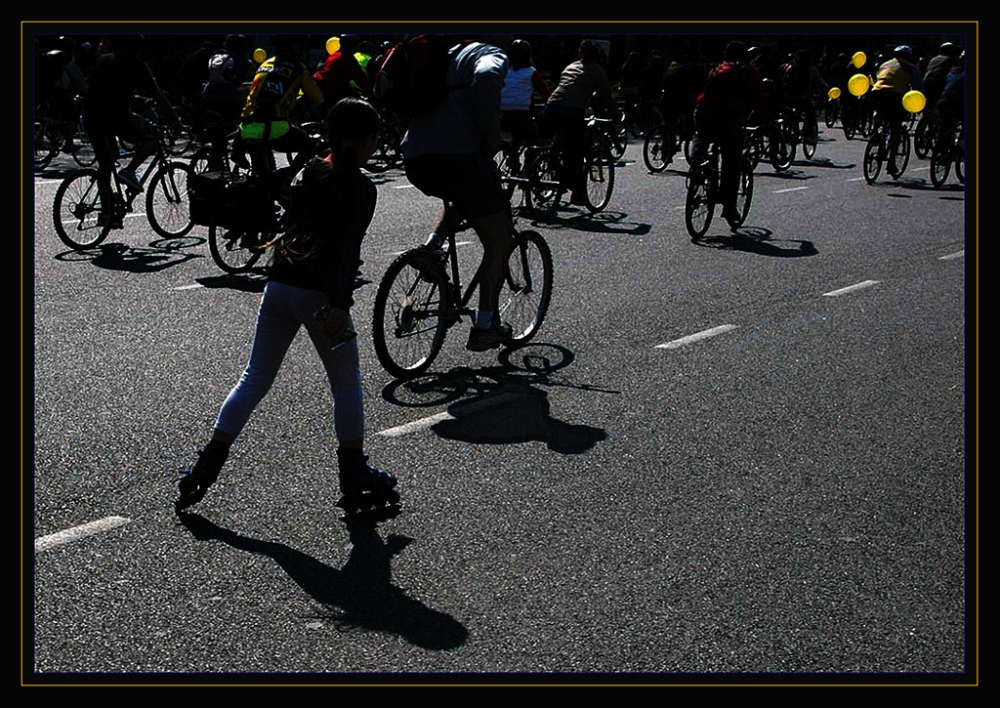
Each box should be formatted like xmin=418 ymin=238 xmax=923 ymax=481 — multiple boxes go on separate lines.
xmin=176 ymin=511 xmax=469 ymax=651
xmin=382 ymin=343 xmax=614 ymax=455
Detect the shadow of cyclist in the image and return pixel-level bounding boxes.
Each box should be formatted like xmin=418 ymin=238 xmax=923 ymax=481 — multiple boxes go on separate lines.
xmin=692 ymin=226 xmax=819 ymax=258
xmin=58 ymin=241 xmax=201 ymax=273
xmin=176 ymin=511 xmax=469 ymax=650
xmin=381 ymin=343 xmax=615 ymax=455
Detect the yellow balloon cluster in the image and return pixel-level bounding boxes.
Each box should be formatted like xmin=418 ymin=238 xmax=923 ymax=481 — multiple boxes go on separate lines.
xmin=828 ymin=86 xmax=842 ymax=100
xmin=852 ymin=51 xmax=866 ymax=69
xmin=902 ymin=90 xmax=926 ymax=113
xmin=848 ymin=73 xmax=870 ymax=97
xmin=326 ymin=36 xmax=340 ymax=55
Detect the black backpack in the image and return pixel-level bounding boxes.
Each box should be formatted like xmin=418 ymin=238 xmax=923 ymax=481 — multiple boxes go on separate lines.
xmin=373 ymin=34 xmax=469 ymax=117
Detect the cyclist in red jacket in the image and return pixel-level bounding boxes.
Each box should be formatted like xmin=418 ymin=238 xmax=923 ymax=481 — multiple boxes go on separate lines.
xmin=689 ymin=40 xmax=772 ymax=227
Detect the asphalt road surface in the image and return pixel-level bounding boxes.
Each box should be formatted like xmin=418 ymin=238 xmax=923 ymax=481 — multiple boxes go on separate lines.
xmin=27 ymin=119 xmax=974 ymax=685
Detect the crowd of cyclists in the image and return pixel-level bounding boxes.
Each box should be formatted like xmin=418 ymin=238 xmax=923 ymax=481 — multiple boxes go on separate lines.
xmin=32 ymin=30 xmax=968 ymax=512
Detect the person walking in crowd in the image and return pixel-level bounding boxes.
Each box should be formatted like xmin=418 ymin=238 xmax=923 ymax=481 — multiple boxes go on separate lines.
xmin=176 ymin=97 xmax=397 ymax=513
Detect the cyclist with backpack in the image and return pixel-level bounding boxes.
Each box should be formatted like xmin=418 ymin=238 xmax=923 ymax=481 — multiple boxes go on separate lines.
xmin=400 ymin=38 xmax=516 ymax=352
xmin=176 ymin=97 xmax=398 ymax=514
xmin=239 ymin=34 xmax=325 ymax=176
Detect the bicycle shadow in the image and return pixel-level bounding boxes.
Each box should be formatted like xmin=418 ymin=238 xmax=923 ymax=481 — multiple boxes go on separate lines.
xmin=692 ymin=226 xmax=819 ymax=258
xmin=176 ymin=510 xmax=469 ymax=651
xmin=55 ymin=241 xmax=203 ymax=273
xmin=381 ymin=343 xmax=615 ymax=455
xmin=522 ymin=208 xmax=653 ymax=237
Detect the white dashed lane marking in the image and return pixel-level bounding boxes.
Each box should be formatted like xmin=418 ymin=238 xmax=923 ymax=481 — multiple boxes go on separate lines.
xmin=822 ymin=280 xmax=879 ymax=297
xmin=35 ymin=516 xmax=131 ymax=552
xmin=656 ymin=324 xmax=739 ymax=350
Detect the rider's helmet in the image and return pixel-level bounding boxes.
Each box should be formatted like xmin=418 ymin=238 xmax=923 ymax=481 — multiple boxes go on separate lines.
xmin=508 ymin=38 xmax=532 ymax=64
xmin=893 ymin=45 xmax=915 ymax=61
xmin=724 ymin=40 xmax=749 ymax=63
xmin=938 ymin=42 xmax=961 ymax=57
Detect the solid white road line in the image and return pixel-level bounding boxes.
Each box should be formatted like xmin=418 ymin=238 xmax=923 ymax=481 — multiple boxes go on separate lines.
xmin=822 ymin=280 xmax=879 ymax=297
xmin=656 ymin=324 xmax=739 ymax=350
xmin=939 ymin=250 xmax=964 ymax=260
xmin=35 ymin=516 xmax=131 ymax=552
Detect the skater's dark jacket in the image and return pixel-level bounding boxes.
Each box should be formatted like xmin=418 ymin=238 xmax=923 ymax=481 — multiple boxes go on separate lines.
xmin=267 ymin=153 xmax=377 ymax=311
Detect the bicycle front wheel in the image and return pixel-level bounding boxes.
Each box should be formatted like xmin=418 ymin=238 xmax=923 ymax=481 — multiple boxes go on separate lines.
xmin=500 ymin=230 xmax=553 ymax=346
xmin=584 ymin=143 xmax=615 ymax=212
xmin=52 ymin=168 xmax=111 ymax=249
xmin=146 ymin=161 xmax=194 ymax=237
xmin=372 ymin=249 xmax=452 ymax=379
xmin=208 ymin=224 xmax=267 ymax=273
xmin=684 ymin=167 xmax=714 ymax=238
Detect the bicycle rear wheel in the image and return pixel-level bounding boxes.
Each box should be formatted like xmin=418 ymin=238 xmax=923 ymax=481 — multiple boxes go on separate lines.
xmin=52 ymin=168 xmax=112 ymax=249
xmin=372 ymin=249 xmax=452 ymax=379
xmin=146 ymin=160 xmax=194 ymax=238
xmin=583 ymin=142 xmax=615 ymax=212
xmin=525 ymin=149 xmax=561 ymax=219
xmin=929 ymin=143 xmax=951 ymax=188
xmin=801 ymin=118 xmax=818 ymax=159
xmin=684 ymin=166 xmax=714 ymax=238
xmin=643 ymin=126 xmax=669 ymax=173
xmin=770 ymin=121 xmax=795 ymax=171
xmin=500 ymin=230 xmax=553 ymax=345
xmin=733 ymin=159 xmax=754 ymax=227
xmin=208 ymin=224 xmax=267 ymax=273
xmin=863 ymin=134 xmax=883 ymax=184
xmin=888 ymin=129 xmax=910 ymax=178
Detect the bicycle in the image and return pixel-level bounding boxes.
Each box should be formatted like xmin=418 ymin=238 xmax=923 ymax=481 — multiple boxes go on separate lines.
xmin=524 ymin=115 xmax=617 ymax=217
xmin=684 ymin=138 xmax=754 ymax=238
xmin=371 ymin=201 xmax=553 ymax=379
xmin=862 ymin=109 xmax=911 ymax=184
xmin=52 ymin=121 xmax=193 ymax=250
xmin=34 ymin=97 xmax=96 ymax=171
xmin=913 ymin=109 xmax=938 ymax=160
xmin=929 ymin=119 xmax=964 ymax=188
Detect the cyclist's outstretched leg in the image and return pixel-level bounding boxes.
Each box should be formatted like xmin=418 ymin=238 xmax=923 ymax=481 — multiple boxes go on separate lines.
xmin=466 ymin=207 xmax=515 ymax=351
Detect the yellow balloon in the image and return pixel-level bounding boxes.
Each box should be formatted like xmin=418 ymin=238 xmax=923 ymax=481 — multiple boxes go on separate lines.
xmin=852 ymin=51 xmax=866 ymax=69
xmin=828 ymin=86 xmax=842 ymax=100
xmin=326 ymin=36 xmax=340 ymax=55
xmin=253 ymin=47 xmax=267 ymax=64
xmin=848 ymin=73 xmax=870 ymax=97
xmin=902 ymin=90 xmax=926 ymax=113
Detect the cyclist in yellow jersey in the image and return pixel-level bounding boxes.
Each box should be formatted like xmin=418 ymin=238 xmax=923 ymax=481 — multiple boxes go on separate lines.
xmin=239 ymin=35 xmax=325 ymax=175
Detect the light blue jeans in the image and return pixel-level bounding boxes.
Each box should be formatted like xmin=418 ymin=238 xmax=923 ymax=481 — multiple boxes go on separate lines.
xmin=214 ymin=281 xmax=364 ymax=442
